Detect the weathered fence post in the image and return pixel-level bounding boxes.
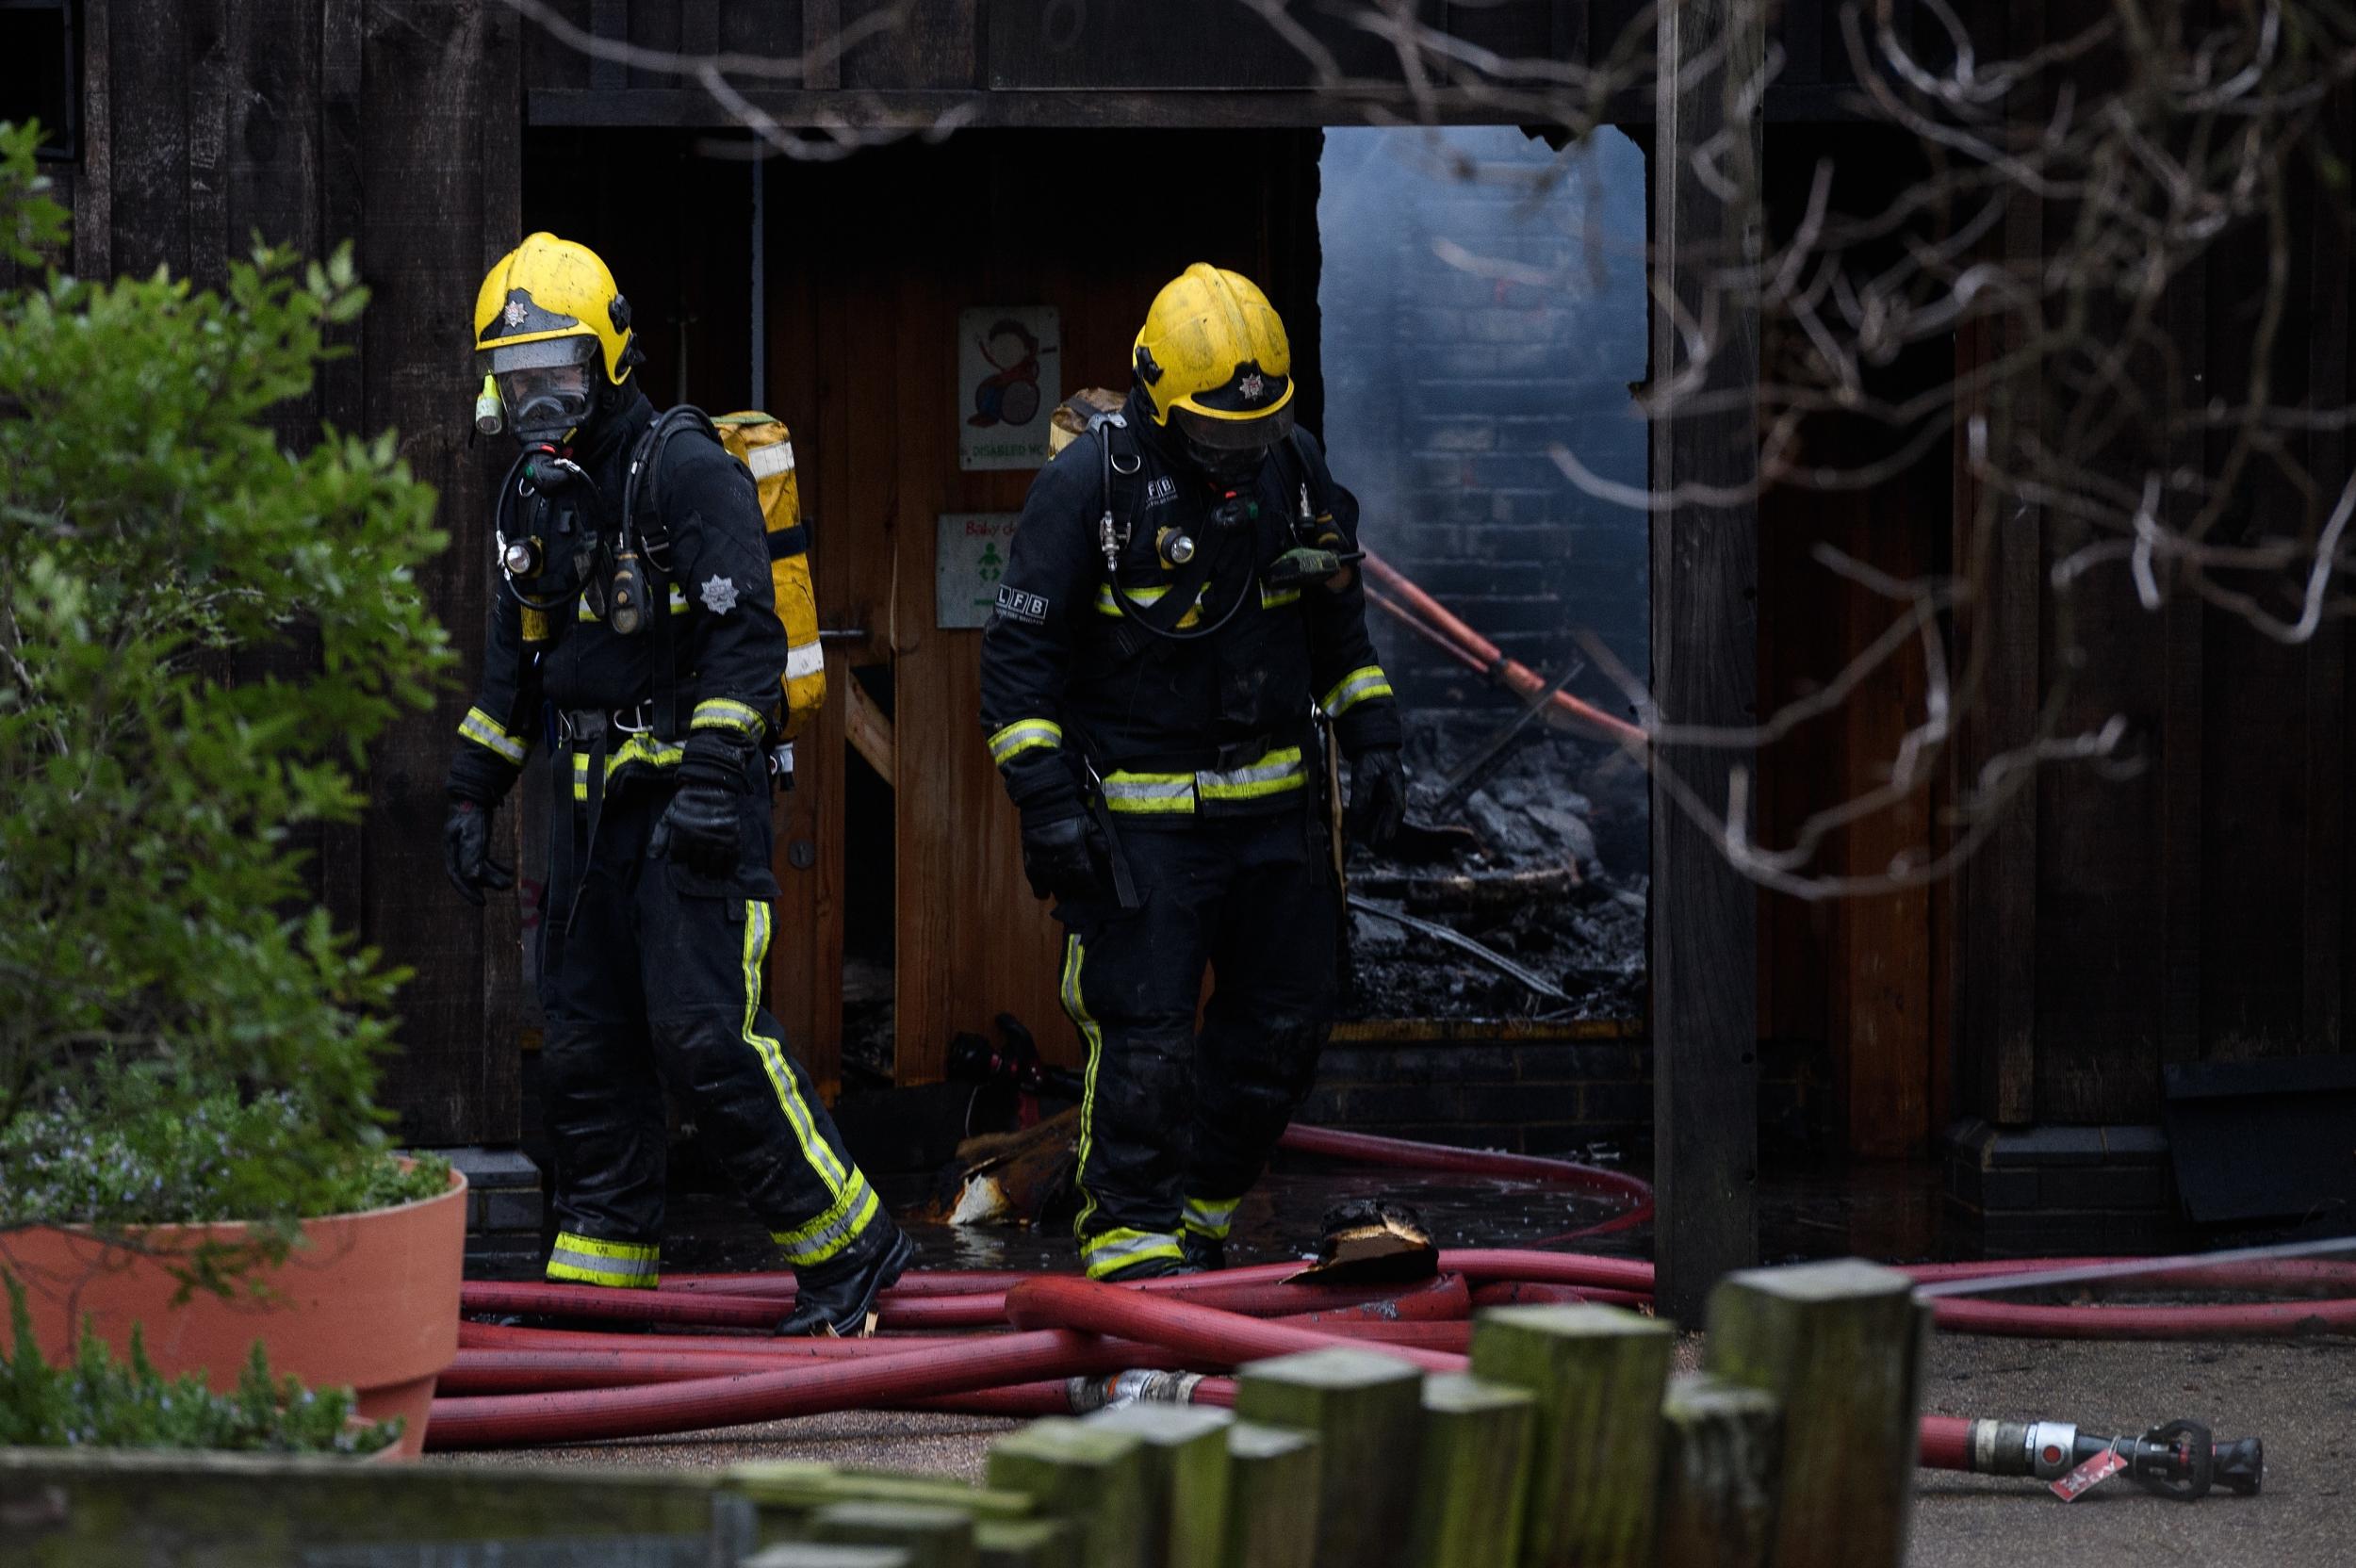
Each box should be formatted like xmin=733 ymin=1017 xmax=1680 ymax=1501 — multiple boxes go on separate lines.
xmin=1704 ymin=1259 xmax=1927 ymax=1568
xmin=1468 ymin=1302 xmax=1676 ymax=1568
xmin=973 ymin=1517 xmax=1080 ymax=1568
xmin=1654 ymin=1375 xmax=1782 ymax=1568
xmin=1232 ymin=1347 xmax=1425 ymax=1568
xmin=1216 ymin=1422 xmax=1321 ymax=1568
xmin=1408 ymin=1371 xmax=1537 ymax=1568
xmin=1084 ymin=1403 xmax=1235 ymax=1568
xmin=984 ymin=1417 xmax=1150 ymax=1568
xmin=804 ymin=1500 xmax=977 ymax=1568
xmin=743 ymin=1545 xmax=910 ymax=1568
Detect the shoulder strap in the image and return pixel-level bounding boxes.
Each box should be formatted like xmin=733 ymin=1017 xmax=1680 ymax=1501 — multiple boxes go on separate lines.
xmin=628 ymin=405 xmax=717 ymax=745
xmin=624 ymin=404 xmax=720 ymax=563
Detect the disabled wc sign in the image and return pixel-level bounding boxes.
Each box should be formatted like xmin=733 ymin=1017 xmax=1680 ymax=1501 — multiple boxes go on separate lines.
xmin=958 ymin=305 xmax=1060 ymax=470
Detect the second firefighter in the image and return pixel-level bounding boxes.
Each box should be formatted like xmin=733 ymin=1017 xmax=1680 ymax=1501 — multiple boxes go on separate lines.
xmin=978 ymin=263 xmax=1408 ymax=1281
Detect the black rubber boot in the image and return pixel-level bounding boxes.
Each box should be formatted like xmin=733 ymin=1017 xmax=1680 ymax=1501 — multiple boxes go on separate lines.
xmin=776 ymin=1226 xmax=917 ymax=1337
xmin=1180 ymin=1231 xmax=1226 ymax=1273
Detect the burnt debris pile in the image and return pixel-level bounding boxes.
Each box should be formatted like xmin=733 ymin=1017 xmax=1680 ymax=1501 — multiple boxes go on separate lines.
xmin=1344 ymin=713 xmax=1644 ymax=1021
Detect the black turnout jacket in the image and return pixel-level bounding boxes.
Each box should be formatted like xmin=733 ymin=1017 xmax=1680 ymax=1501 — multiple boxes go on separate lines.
xmin=447 ymin=386 xmax=788 ymax=807
xmin=979 ymin=391 xmax=1399 ymax=826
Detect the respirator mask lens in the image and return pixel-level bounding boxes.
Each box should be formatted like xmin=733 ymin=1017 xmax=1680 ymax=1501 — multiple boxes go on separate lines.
xmin=1172 ymin=403 xmax=1291 ymax=493
xmin=483 ymin=337 xmax=598 ymax=443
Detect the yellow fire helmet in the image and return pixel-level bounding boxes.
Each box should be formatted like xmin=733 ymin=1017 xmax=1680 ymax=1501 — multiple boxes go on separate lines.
xmin=1131 ymin=262 xmax=1296 ymax=452
xmin=473 ymin=233 xmax=637 ymax=443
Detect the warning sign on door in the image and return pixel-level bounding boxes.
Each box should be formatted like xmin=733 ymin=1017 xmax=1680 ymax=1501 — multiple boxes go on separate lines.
xmin=936 ymin=513 xmax=1023 ymax=629
xmin=958 ymin=306 xmax=1059 ymax=470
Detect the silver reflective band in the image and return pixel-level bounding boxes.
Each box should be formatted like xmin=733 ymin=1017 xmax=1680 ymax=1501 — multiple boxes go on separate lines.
xmin=1083 ymin=1231 xmax=1184 ymax=1269
xmin=1198 ymin=746 xmax=1304 ymax=798
xmin=459 ymin=706 xmax=527 ymax=765
xmin=785 ymin=640 xmax=825 ymax=681
xmin=989 ymin=718 xmax=1065 ymax=765
xmin=1101 ymin=775 xmax=1196 ymax=811
xmin=1320 ymin=664 xmax=1394 ymax=717
xmin=747 ymin=440 xmax=795 ymax=480
xmin=1183 ymin=1196 xmax=1240 ymax=1238
xmin=547 ymin=1240 xmax=658 ymax=1283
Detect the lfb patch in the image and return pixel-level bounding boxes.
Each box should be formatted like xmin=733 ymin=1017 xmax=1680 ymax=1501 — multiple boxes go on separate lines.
xmin=994 ymin=584 xmax=1050 ymax=625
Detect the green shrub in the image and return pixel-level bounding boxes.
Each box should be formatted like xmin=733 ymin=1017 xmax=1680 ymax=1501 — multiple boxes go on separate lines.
xmin=0 ymin=119 xmax=453 ymax=1279
xmin=0 ymin=1273 xmax=401 ymax=1455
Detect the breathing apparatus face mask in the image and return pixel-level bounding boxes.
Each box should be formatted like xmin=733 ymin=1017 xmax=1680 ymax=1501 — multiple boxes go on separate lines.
xmin=1172 ymin=404 xmax=1291 ymax=498
xmin=483 ymin=336 xmax=600 ymax=447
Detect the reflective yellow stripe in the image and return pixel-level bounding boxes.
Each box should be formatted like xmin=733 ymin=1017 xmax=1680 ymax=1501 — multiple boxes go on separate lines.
xmin=692 ymin=697 xmax=766 ymax=736
xmin=1104 ymin=744 xmax=1306 ymax=813
xmin=670 ymin=584 xmax=691 ymax=614
xmin=569 ymin=734 xmax=686 ymax=800
xmin=739 ymin=900 xmax=855 ymax=1204
xmin=1094 ymin=581 xmax=1206 ymax=627
xmin=546 ymin=1232 xmax=660 ymax=1289
xmin=989 ymin=718 xmax=1064 ymax=766
xmin=770 ymin=1180 xmax=882 ymax=1268
xmin=1102 ymin=770 xmax=1196 ymax=815
xmin=1083 ymin=1228 xmax=1186 ymax=1280
xmin=1260 ymin=583 xmax=1301 ymax=609
xmin=1063 ymin=936 xmax=1109 ymax=1245
xmin=1183 ymin=1196 xmax=1240 ymax=1240
xmin=1320 ymin=664 xmax=1395 ymax=717
xmin=458 ymin=706 xmax=527 ymax=765
xmin=1197 ymin=745 xmax=1305 ymax=802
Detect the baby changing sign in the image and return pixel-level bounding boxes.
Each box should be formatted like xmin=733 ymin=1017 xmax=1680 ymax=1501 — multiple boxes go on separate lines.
xmin=936 ymin=514 xmax=1023 ymax=629
xmin=958 ymin=306 xmax=1060 ymax=470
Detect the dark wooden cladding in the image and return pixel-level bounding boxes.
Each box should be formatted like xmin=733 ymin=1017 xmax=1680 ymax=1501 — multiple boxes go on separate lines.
xmin=524 ymin=0 xmax=1879 ymax=120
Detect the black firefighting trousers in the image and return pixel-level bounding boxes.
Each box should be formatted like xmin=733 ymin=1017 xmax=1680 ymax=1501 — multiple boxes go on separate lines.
xmin=1053 ymin=808 xmax=1338 ymax=1279
xmin=535 ymin=760 xmax=889 ymax=1289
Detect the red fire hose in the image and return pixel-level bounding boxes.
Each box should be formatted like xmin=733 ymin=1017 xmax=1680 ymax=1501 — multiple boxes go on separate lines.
xmin=434 ymin=1120 xmax=2348 ymax=1470
xmin=1359 ymin=548 xmax=1647 ymax=750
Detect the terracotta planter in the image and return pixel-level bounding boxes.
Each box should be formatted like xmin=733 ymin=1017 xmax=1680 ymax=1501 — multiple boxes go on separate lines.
xmin=0 ymin=1168 xmax=466 ymax=1460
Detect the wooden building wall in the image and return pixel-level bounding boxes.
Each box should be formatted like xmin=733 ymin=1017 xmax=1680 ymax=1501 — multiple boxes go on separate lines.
xmin=40 ymin=0 xmax=529 ymax=1145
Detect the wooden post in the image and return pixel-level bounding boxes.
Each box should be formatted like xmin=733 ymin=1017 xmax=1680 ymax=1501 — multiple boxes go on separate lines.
xmin=805 ymin=1502 xmax=978 ymax=1568
xmin=984 ymin=1418 xmax=1150 ymax=1568
xmin=1084 ymin=1403 xmax=1235 ymax=1568
xmin=1704 ymin=1260 xmax=1927 ymax=1568
xmin=1654 ymin=1375 xmax=1781 ymax=1568
xmin=1468 ymin=1303 xmax=1676 ymax=1568
xmin=1649 ymin=0 xmax=1764 ymax=1320
xmin=1217 ymin=1422 xmax=1321 ymax=1568
xmin=728 ymin=1462 xmax=1034 ymax=1521
xmin=975 ymin=1519 xmax=1081 ymax=1568
xmin=1408 ymin=1372 xmax=1536 ymax=1568
xmin=1231 ymin=1347 xmax=1425 ymax=1568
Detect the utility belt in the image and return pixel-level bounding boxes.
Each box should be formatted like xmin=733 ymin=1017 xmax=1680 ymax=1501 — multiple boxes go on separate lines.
xmin=555 ymin=700 xmax=658 ymax=745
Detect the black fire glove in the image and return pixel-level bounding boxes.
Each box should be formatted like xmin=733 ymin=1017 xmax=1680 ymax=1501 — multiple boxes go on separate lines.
xmin=650 ymin=733 xmax=750 ymax=878
xmin=1005 ymin=753 xmax=1108 ymax=903
xmin=1345 ymin=746 xmax=1408 ymax=853
xmin=444 ymin=796 xmax=515 ymax=906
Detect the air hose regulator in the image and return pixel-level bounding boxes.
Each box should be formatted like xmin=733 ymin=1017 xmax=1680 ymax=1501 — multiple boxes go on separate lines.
xmin=492 ymin=442 xmax=630 ymax=623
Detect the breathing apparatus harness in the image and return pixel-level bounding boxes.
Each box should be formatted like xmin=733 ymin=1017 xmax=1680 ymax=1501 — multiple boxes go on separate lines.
xmin=1088 ymin=412 xmax=1357 ymax=645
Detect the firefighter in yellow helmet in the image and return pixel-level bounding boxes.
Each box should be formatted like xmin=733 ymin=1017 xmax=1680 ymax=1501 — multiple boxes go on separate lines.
xmin=448 ymin=233 xmax=910 ymax=1331
xmin=978 ymin=264 xmax=1408 ymax=1280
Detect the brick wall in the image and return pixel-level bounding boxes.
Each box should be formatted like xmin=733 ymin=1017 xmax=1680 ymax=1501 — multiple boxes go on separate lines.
xmin=1319 ymin=126 xmax=1650 ymax=717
